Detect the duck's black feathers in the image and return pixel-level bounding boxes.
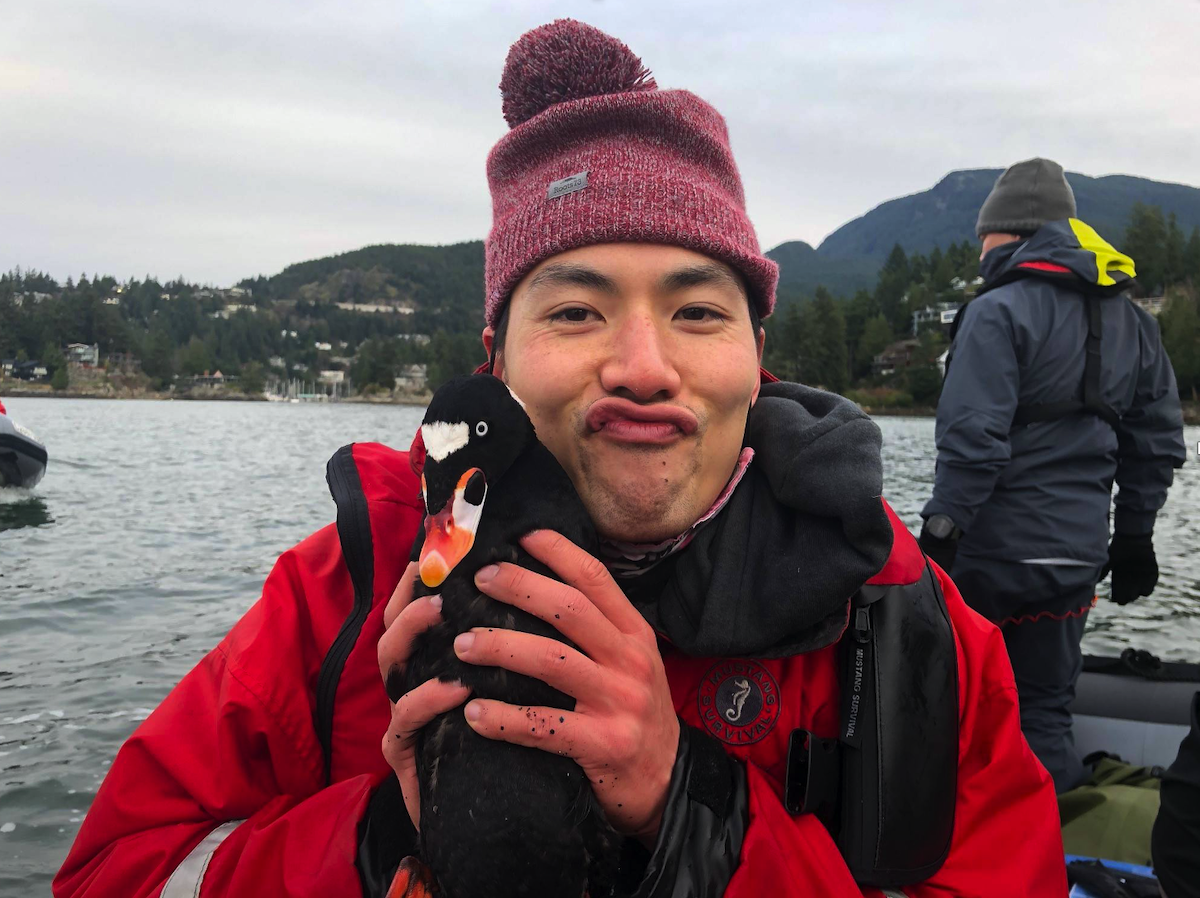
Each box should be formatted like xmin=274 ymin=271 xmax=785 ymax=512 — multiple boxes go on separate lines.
xmin=401 ymin=375 xmax=621 ymax=898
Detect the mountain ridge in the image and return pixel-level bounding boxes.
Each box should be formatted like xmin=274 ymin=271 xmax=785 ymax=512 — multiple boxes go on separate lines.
xmin=243 ymin=169 xmax=1200 ymax=310
xmin=815 ymin=168 xmax=1200 ymax=263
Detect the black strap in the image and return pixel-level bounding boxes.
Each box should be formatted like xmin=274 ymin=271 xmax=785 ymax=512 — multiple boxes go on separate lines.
xmin=784 ymin=573 xmax=957 ymax=888
xmin=1012 ymin=297 xmax=1120 ymax=429
xmin=356 ymin=776 xmax=416 ymax=898
xmin=315 ymin=444 xmax=376 ymax=785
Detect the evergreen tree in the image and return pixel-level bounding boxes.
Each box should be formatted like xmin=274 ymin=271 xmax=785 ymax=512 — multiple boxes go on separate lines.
xmin=41 ymin=340 xmax=66 ymax=378
xmin=1159 ymin=289 xmax=1200 ymax=400
xmin=798 ymin=288 xmax=848 ymax=392
xmin=141 ymin=326 xmax=175 ymax=388
xmin=179 ymin=336 xmax=214 ymax=376
xmin=875 ymin=244 xmax=911 ymax=333
xmin=762 ymin=303 xmax=804 ymax=382
xmin=426 ymin=331 xmax=485 ymax=390
xmin=1184 ymin=227 xmax=1200 ymax=285
xmin=239 ymin=362 xmax=266 ymax=395
xmin=351 ymin=336 xmax=402 ymax=390
xmin=1124 ymin=203 xmax=1167 ymax=295
xmin=1165 ymin=213 xmax=1185 ymax=286
xmin=842 ymin=289 xmax=880 ymax=378
xmin=855 ymin=314 xmax=893 ymax=371
xmin=931 ymin=250 xmax=957 ymax=293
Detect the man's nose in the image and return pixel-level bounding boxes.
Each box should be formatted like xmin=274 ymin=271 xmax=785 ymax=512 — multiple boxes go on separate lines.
xmin=599 ymin=314 xmax=682 ymax=400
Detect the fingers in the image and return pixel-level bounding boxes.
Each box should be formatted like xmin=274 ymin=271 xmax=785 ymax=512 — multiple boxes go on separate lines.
xmin=382 ymin=677 xmax=472 ymax=767
xmin=377 ymin=594 xmax=444 ymax=686
xmin=519 ymin=530 xmax=648 ymax=634
xmin=384 ymin=562 xmax=420 ymax=629
xmin=382 ymin=676 xmax=471 ymax=831
xmin=473 ymin=561 xmax=623 ymax=660
xmin=463 ymin=699 xmax=587 ymax=758
xmin=454 ymin=628 xmax=599 ymax=699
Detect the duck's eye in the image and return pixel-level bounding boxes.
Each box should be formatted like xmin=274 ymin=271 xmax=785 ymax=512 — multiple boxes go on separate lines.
xmin=475 ymin=421 xmax=489 ymax=437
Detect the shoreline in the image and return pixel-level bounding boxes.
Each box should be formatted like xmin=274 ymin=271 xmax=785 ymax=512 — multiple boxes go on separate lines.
xmin=0 ymin=385 xmax=433 ymax=407
xmin=5 ymin=386 xmax=1198 ymax=423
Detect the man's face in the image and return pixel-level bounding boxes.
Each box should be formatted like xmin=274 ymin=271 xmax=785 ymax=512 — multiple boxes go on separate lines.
xmin=980 ymin=231 xmax=1025 ymax=261
xmin=484 ymin=243 xmax=764 ymax=543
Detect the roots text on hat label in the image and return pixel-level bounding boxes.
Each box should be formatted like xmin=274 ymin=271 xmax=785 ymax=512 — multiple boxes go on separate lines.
xmin=547 ymin=171 xmax=588 ymax=200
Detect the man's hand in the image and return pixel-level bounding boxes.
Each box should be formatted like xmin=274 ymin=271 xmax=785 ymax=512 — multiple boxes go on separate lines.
xmin=1101 ymin=532 xmax=1159 ymax=605
xmin=378 ymin=561 xmax=472 ymax=829
xmin=456 ymin=530 xmax=680 ymax=845
xmin=918 ymin=524 xmax=959 ymax=574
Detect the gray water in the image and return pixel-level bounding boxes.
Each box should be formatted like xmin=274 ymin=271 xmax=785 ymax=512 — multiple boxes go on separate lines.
xmin=1 ymin=398 xmax=1197 ymax=893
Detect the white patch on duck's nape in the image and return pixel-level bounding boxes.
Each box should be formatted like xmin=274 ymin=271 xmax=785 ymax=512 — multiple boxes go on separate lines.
xmin=506 ymin=385 xmax=526 ymax=410
xmin=421 ymin=421 xmax=470 ymax=461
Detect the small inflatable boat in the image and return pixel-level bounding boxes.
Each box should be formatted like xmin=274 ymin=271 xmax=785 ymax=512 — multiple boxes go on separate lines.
xmin=1073 ymin=650 xmax=1199 ymax=767
xmin=0 ymin=411 xmax=48 ymax=489
xmin=1066 ymin=651 xmax=1197 ymax=896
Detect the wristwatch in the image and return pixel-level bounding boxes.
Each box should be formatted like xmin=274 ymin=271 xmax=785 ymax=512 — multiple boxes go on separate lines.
xmin=924 ymin=514 xmax=962 ymax=541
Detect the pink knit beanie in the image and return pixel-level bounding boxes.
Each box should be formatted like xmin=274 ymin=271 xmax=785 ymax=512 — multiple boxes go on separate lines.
xmin=484 ymin=19 xmax=778 ymax=328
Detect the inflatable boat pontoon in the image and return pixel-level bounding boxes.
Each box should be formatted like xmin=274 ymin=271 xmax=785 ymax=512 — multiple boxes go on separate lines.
xmin=0 ymin=412 xmax=48 ymax=489
xmin=1073 ymin=649 xmax=1198 ymax=767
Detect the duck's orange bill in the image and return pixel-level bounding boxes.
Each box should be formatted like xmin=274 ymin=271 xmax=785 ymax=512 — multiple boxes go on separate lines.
xmin=418 ymin=467 xmax=485 ymax=588
xmin=386 ymin=856 xmax=438 ymax=897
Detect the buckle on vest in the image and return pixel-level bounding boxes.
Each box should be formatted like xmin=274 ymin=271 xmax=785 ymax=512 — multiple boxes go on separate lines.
xmin=784 ymin=729 xmax=840 ymax=822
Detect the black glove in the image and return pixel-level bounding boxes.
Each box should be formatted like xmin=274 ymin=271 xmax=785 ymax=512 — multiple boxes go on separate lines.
xmin=1101 ymin=532 xmax=1158 ymax=606
xmin=918 ymin=524 xmax=959 ymax=573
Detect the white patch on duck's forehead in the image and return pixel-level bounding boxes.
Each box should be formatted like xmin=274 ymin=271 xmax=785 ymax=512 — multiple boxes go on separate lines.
xmin=421 ymin=421 xmax=470 ymax=461
xmin=506 ymin=386 xmax=526 ymax=410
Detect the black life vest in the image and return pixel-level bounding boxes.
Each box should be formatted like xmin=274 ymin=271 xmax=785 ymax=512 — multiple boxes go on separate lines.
xmin=784 ymin=566 xmax=958 ymax=888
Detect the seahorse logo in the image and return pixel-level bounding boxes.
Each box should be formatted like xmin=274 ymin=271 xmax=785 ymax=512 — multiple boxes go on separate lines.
xmin=725 ymin=678 xmax=752 ymax=723
xmin=698 ymin=660 xmax=781 ymax=746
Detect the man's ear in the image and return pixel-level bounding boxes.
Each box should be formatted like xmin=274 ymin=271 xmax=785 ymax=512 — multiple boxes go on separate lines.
xmin=750 ymin=326 xmax=765 ymax=406
xmin=482 ymin=327 xmax=504 ymax=380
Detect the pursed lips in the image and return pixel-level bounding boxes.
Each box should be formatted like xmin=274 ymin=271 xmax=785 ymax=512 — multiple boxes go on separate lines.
xmin=584 ymin=398 xmax=699 ymax=446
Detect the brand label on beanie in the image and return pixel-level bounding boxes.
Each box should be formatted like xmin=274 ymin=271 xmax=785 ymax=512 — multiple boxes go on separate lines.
xmin=547 ymin=171 xmax=588 ymax=200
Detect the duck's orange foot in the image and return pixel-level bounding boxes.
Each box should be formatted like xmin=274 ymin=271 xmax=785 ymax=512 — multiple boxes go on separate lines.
xmin=386 ymin=856 xmax=439 ymax=898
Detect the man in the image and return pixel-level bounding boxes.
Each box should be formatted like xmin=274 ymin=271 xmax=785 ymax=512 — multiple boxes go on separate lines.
xmin=919 ymin=158 xmax=1186 ymax=793
xmin=56 ymin=22 xmax=1065 ymax=897
xmin=1153 ymin=691 xmax=1200 ymax=898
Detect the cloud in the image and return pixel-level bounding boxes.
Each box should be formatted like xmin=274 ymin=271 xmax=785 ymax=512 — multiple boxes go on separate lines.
xmin=2 ymin=0 xmax=1198 ymax=285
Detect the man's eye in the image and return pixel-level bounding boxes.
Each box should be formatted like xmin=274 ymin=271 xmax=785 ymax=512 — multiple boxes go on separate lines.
xmin=551 ymin=307 xmax=593 ymax=323
xmin=679 ymin=306 xmax=724 ymax=321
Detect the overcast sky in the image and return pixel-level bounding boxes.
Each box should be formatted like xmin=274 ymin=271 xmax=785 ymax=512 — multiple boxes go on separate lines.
xmin=4 ymin=0 xmax=1199 ymax=287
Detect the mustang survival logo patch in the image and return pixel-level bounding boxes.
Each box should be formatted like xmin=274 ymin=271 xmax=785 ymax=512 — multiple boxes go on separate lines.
xmin=697 ymin=660 xmax=780 ymax=745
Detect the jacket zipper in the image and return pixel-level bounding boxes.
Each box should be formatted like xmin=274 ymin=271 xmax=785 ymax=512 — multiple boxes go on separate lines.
xmin=316 ymin=447 xmax=375 ymax=785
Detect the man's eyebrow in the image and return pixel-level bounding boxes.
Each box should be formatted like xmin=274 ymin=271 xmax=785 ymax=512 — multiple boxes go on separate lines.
xmin=525 ymin=263 xmax=619 ymax=296
xmin=659 ymin=263 xmax=743 ymax=294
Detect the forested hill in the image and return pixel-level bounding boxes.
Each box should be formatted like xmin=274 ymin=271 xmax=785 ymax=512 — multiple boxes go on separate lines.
xmin=236 ymin=241 xmax=486 ymax=334
xmin=764 ymin=241 xmax=872 ymax=302
xmin=816 ymin=169 xmax=1200 ymax=268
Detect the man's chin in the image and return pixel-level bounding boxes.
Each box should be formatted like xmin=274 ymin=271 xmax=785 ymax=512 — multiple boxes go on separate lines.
xmin=577 ymin=468 xmax=697 ymax=544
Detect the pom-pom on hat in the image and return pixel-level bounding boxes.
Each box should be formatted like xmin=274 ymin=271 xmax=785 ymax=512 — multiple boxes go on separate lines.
xmin=484 ymin=19 xmax=778 ymax=328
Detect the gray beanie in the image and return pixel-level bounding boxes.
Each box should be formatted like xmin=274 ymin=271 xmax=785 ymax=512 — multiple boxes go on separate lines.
xmin=975 ymin=157 xmax=1077 ymax=238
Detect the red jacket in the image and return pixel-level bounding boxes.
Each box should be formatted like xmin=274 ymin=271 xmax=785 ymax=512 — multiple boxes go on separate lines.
xmin=54 ymin=442 xmax=1066 ymax=897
